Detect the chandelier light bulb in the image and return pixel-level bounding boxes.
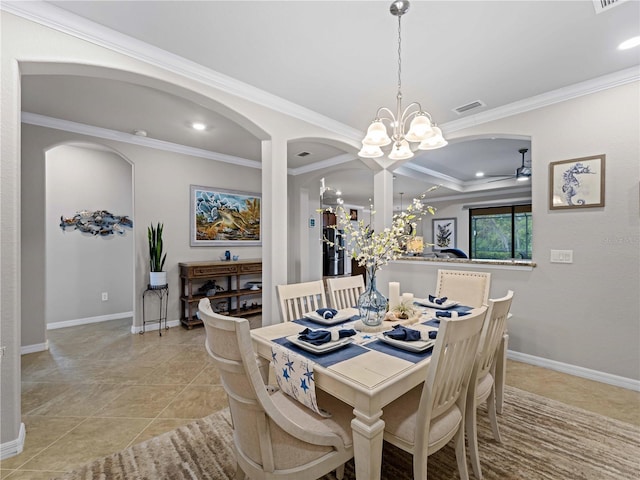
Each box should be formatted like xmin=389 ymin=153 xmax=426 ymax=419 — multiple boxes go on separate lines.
xmin=405 ymin=114 xmax=434 ymax=142
xmin=363 ymin=121 xmax=392 ymax=146
xmin=388 ymin=139 xmax=414 ymax=160
xmin=417 ymin=126 xmax=448 ymax=150
xmin=358 ymin=143 xmax=385 ymax=158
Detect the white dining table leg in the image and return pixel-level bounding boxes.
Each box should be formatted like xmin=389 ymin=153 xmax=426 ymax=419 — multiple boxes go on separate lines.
xmin=351 ymin=408 xmax=385 ymax=480
xmin=496 ymin=333 xmax=508 ymax=414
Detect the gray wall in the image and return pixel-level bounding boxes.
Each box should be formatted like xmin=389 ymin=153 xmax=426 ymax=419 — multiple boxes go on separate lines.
xmin=379 ymin=82 xmax=640 ymax=381
xmin=21 ymin=124 xmax=262 ymax=348
xmin=46 ymin=144 xmax=133 ymax=325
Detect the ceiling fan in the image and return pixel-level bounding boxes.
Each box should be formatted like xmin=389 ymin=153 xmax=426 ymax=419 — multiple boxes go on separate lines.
xmin=487 ymin=148 xmax=532 ymax=182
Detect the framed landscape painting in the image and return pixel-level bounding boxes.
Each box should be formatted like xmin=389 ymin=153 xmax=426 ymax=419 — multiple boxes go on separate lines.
xmin=549 ymin=155 xmax=605 ymax=210
xmin=190 ymin=185 xmax=261 ymax=246
xmin=432 ymin=218 xmax=456 ymax=250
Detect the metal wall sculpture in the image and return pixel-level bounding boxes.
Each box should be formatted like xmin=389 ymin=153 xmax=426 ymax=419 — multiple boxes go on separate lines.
xmin=60 ymin=210 xmax=133 ymax=236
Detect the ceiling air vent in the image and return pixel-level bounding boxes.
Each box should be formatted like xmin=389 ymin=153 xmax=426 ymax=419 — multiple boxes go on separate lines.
xmin=592 ymin=0 xmax=629 ymax=14
xmin=296 ymin=151 xmax=311 ymax=157
xmin=453 ymin=100 xmax=486 ymax=115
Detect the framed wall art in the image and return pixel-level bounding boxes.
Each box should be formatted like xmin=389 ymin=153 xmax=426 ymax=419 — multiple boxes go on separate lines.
xmin=190 ymin=185 xmax=261 ymax=246
xmin=432 ymin=218 xmax=456 ymax=250
xmin=549 ymin=155 xmax=605 ymax=210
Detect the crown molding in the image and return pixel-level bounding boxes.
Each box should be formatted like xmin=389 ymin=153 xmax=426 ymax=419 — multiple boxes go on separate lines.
xmin=5 ymin=2 xmax=638 ymax=150
xmin=289 ymin=153 xmax=357 ymax=176
xmin=22 ymin=112 xmax=261 ymax=169
xmin=442 ymin=66 xmax=640 ymax=134
xmin=2 ymin=1 xmax=363 ymax=143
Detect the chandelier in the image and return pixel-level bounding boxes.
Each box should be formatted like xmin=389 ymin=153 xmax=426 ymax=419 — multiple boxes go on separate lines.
xmin=358 ymin=0 xmax=447 ymax=160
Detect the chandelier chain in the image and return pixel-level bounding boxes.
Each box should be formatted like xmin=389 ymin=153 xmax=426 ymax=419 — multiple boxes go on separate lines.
xmin=397 ymin=14 xmax=402 ymax=94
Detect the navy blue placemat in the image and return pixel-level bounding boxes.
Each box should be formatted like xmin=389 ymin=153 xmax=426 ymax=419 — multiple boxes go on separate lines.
xmin=292 ymin=316 xmax=357 ymax=329
xmin=365 ymin=339 xmax=434 ymax=364
xmin=273 ymin=336 xmax=368 ymax=367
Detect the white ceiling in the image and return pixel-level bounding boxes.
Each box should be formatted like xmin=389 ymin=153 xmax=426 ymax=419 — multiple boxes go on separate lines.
xmin=12 ymin=0 xmax=640 ymax=207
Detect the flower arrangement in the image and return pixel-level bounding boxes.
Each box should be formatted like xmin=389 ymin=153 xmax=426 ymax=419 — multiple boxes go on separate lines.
xmin=321 ymin=189 xmax=436 ymax=326
xmin=323 ymin=191 xmax=436 ymax=274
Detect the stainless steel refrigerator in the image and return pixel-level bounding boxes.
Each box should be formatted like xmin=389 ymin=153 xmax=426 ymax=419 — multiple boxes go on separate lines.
xmin=323 ymin=228 xmax=344 ymax=276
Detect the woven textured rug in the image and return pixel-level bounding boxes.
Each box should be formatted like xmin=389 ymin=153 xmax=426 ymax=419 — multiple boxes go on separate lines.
xmin=53 ymin=386 xmax=640 ymax=480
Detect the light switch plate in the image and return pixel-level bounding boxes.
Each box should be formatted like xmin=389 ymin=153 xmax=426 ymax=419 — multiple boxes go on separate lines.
xmin=550 ymin=249 xmax=573 ymax=263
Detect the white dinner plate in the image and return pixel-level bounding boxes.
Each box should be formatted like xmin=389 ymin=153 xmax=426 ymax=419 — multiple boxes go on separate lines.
xmin=303 ymin=308 xmax=357 ymax=325
xmin=286 ymin=334 xmax=353 ymax=354
xmin=414 ymin=298 xmax=459 ymax=309
xmin=379 ymin=335 xmax=436 ymax=353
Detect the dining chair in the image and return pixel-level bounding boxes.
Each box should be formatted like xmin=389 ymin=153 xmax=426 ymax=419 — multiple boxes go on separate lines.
xmin=326 ymin=275 xmax=365 ymax=309
xmin=381 ymin=306 xmax=488 ymax=480
xmin=199 ymin=298 xmax=354 ymax=480
xmin=435 ymin=269 xmax=492 ymax=308
xmin=276 ymin=280 xmax=327 ymax=322
xmin=465 ymin=290 xmax=514 ymax=480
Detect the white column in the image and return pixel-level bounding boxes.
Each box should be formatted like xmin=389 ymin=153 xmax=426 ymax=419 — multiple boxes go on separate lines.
xmin=373 ymin=169 xmax=394 ymax=234
xmin=261 ymin=138 xmax=288 ymax=325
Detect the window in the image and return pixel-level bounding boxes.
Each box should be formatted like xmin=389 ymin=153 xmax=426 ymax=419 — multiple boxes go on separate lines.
xmin=469 ymin=205 xmax=532 ymax=260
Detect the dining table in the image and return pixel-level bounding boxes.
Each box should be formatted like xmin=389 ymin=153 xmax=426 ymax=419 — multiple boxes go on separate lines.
xmin=250 ymin=302 xmax=477 ymax=480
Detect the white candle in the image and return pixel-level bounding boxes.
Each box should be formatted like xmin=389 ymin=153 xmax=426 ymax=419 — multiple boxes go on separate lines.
xmin=402 ymin=292 xmax=414 ymax=304
xmin=388 ymin=282 xmax=400 ymax=309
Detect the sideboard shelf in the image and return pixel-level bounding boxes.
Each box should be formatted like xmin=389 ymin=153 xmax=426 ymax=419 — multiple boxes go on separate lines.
xmin=179 ymin=259 xmax=262 ymax=329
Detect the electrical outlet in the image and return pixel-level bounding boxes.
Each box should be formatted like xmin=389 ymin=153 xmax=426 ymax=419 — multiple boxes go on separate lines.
xmin=101 ymin=292 xmax=108 ymax=301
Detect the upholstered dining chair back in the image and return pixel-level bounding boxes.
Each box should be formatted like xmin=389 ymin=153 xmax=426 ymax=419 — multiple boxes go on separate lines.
xmin=199 ymin=298 xmax=353 ymax=480
xmin=276 ymin=280 xmax=327 ymax=322
xmin=382 ymin=306 xmax=487 ymax=480
xmin=435 ymin=269 xmax=492 ymax=308
xmin=326 ymin=275 xmax=365 ymax=310
xmin=465 ymin=290 xmax=514 ymax=480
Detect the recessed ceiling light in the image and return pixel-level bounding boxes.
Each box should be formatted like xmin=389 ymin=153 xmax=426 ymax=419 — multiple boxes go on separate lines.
xmin=618 ymin=36 xmax=640 ymax=50
xmin=476 ymin=172 xmax=485 ymax=178
xmin=192 ymin=122 xmax=207 ymax=131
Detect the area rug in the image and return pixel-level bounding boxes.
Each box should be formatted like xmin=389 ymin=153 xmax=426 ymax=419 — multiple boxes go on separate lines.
xmin=52 ymin=386 xmax=640 ymax=480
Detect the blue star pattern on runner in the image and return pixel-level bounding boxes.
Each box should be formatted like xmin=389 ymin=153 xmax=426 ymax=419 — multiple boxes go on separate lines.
xmin=271 ymin=343 xmax=330 ymax=417
xmin=300 ymin=378 xmax=309 ymax=393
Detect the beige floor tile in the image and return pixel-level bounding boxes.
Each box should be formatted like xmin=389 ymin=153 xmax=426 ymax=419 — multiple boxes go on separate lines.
xmin=506 ymin=360 xmax=640 ymax=426
xmin=3 ymin=470 xmax=59 ymax=479
xmin=159 ymin=384 xmax=228 ymax=419
xmin=26 ymin=384 xmax=125 ymax=417
xmin=20 ymin=417 xmax=150 ymax=471
xmin=0 ymin=416 xmax=84 ymax=470
xmin=94 ymin=384 xmax=184 ymax=417
xmin=191 ymin=364 xmax=222 ymax=385
xmin=129 ymin=417 xmax=197 ymax=445
xmin=21 ymin=382 xmax=73 ymax=415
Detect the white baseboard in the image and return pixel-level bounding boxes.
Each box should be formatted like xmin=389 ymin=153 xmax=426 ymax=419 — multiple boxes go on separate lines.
xmin=508 ymin=350 xmax=640 ymax=392
xmin=0 ymin=422 xmax=25 ymax=460
xmin=47 ymin=312 xmax=133 ymax=330
xmin=21 ymin=340 xmax=49 ymax=355
xmin=130 ymin=319 xmax=181 ymax=334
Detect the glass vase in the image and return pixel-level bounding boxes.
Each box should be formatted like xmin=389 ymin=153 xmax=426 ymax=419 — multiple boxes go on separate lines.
xmin=358 ymin=268 xmax=388 ymax=327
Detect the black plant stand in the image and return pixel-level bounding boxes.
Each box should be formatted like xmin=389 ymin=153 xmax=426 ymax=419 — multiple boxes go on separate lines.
xmin=142 ymin=284 xmax=169 ymax=336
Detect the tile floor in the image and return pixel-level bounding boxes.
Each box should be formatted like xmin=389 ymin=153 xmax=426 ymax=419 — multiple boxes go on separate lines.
xmin=1 ymin=318 xmax=638 ymax=479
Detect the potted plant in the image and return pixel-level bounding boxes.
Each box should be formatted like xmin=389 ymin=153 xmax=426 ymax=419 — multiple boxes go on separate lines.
xmin=148 ymin=222 xmax=167 ymax=287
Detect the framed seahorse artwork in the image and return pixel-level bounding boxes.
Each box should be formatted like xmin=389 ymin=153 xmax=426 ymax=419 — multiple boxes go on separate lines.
xmin=190 ymin=185 xmax=261 ymax=246
xmin=549 ymin=155 xmax=605 ymax=210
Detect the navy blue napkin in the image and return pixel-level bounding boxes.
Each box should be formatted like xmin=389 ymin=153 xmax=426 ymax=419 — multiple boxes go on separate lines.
xmin=384 ymin=325 xmax=422 ymax=341
xmin=435 ymin=310 xmax=470 ymax=318
xmin=384 ymin=325 xmax=438 ymax=341
xmin=298 ymin=328 xmax=356 ymax=345
xmin=428 ymin=294 xmax=448 ymax=305
xmin=316 ymin=308 xmax=338 ymax=319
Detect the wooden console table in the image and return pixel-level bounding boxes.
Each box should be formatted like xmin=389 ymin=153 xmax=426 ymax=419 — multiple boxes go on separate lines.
xmin=179 ymin=259 xmax=262 ymax=329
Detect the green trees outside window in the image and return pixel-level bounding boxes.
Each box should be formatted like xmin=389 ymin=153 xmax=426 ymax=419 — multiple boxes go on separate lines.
xmin=469 ymin=205 xmax=532 ymax=260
